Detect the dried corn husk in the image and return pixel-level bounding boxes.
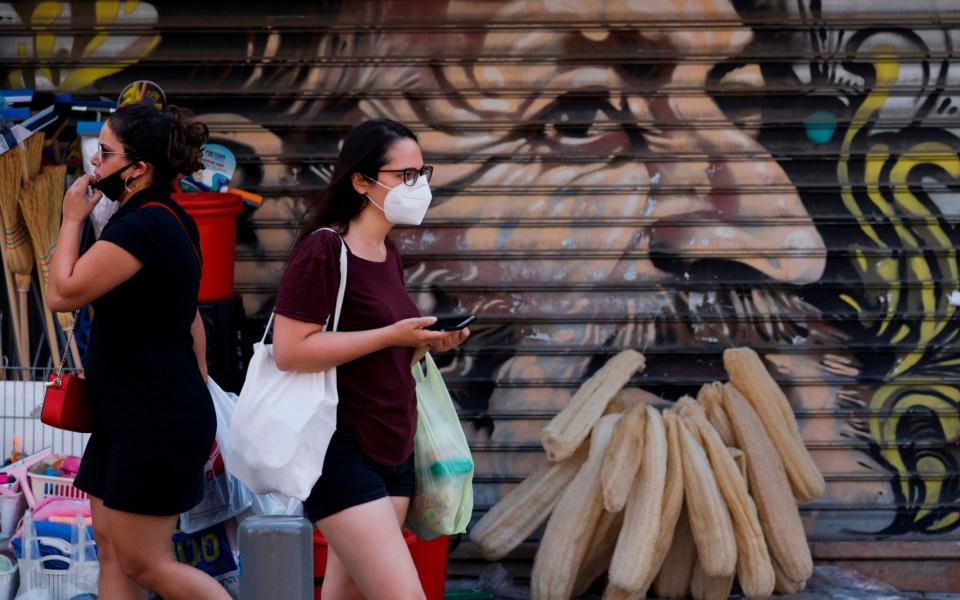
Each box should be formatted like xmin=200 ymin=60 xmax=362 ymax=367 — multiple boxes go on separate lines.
xmin=690 ymin=559 xmax=735 ymax=600
xmin=723 ymin=347 xmax=824 ymax=502
xmin=531 ymin=414 xmax=620 ymax=600
xmin=721 ymin=383 xmax=813 ymax=583
xmin=572 ymin=508 xmax=624 ymax=597
xmin=686 ymin=414 xmax=774 ymax=600
xmin=470 ymin=441 xmax=589 ymax=560
xmin=677 ymin=417 xmax=736 ymax=577
xmin=608 ymin=406 xmax=667 ymax=593
xmin=541 ymin=350 xmax=645 ymax=462
xmin=640 ymin=411 xmax=685 ymax=591
xmin=697 ymin=381 xmax=735 ymax=446
xmin=653 ymin=505 xmax=697 ymax=599
xmin=601 ymin=402 xmax=646 ymax=512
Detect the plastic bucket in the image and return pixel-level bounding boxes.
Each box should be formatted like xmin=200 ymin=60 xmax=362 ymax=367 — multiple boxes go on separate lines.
xmin=312 ymin=529 xmax=447 ymax=600
xmin=172 ymin=192 xmax=243 ymax=303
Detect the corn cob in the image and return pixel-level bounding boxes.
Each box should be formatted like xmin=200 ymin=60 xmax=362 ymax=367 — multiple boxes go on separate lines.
xmin=678 ymin=417 xmax=737 ymax=577
xmin=640 ymin=411 xmax=685 ymax=592
xmin=721 ymin=383 xmax=813 ymax=582
xmin=608 ymin=406 xmax=668 ymax=592
xmin=671 ymin=394 xmax=700 ymax=417
xmin=572 ymin=508 xmax=624 ymax=598
xmin=729 ymin=448 xmax=747 ymax=482
xmin=602 ymin=402 xmax=647 ymax=512
xmin=531 ymin=414 xmax=620 ymax=600
xmin=470 ymin=440 xmax=589 ymax=560
xmin=723 ymin=347 xmax=825 ymax=502
xmin=542 ymin=350 xmax=645 ymax=462
xmin=678 ymin=397 xmax=709 ymax=422
xmin=697 ymin=381 xmax=735 ymax=446
xmin=686 ymin=414 xmax=774 ymax=600
xmin=690 ymin=560 xmax=735 ymax=600
xmin=773 ymin=558 xmax=807 ymax=594
xmin=653 ymin=506 xmax=697 ymax=599
xmin=601 ymin=584 xmax=643 ymax=600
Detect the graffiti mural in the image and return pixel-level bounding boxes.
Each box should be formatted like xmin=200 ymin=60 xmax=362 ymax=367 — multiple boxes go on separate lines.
xmin=2 ymin=0 xmax=959 ymax=548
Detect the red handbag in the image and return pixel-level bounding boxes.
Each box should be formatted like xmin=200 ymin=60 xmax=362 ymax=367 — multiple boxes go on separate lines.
xmin=41 ymin=311 xmax=93 ymax=433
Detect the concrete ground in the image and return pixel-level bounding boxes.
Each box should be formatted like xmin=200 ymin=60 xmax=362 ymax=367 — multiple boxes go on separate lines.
xmin=446 ymin=565 xmax=959 ymax=599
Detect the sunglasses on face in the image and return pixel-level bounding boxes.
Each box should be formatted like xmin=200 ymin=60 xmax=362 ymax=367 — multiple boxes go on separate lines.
xmin=96 ymin=143 xmax=129 ymax=158
xmin=378 ymin=165 xmax=434 ymax=186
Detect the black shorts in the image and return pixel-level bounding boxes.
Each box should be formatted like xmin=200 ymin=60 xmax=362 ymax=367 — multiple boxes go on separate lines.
xmin=303 ymin=427 xmax=415 ymax=522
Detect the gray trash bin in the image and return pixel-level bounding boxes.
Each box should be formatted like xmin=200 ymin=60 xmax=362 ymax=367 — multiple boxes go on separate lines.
xmin=239 ymin=515 xmax=313 ymax=600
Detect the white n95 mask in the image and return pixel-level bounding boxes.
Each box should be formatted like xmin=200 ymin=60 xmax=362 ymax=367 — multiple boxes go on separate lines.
xmin=366 ymin=177 xmax=432 ymax=226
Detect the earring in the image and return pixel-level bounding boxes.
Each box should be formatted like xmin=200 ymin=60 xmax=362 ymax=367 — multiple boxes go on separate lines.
xmin=124 ymin=177 xmax=135 ymax=193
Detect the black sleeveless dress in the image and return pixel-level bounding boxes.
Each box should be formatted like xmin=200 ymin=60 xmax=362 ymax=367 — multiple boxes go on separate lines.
xmin=73 ymin=186 xmax=215 ymax=516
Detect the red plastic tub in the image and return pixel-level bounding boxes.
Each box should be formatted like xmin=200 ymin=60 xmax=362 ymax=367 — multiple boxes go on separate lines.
xmin=172 ymin=192 xmax=243 ymax=302
xmin=313 ymin=529 xmax=448 ymax=600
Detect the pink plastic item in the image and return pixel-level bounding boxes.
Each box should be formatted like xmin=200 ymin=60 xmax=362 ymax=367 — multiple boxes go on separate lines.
xmin=59 ymin=456 xmax=81 ymax=477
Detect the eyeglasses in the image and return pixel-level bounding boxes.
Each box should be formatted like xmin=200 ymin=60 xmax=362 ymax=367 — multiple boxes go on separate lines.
xmin=96 ymin=144 xmax=128 ymax=158
xmin=378 ymin=165 xmax=433 ymax=187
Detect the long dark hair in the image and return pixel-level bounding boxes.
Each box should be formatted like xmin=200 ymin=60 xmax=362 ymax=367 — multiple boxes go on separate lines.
xmin=293 ymin=118 xmax=417 ymax=249
xmin=107 ymin=103 xmax=208 ymax=184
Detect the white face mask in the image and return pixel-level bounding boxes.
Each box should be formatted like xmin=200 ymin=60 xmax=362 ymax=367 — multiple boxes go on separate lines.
xmin=366 ymin=176 xmax=432 ymax=226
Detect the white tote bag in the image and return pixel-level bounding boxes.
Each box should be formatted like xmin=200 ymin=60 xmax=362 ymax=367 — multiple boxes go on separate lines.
xmin=224 ymin=230 xmax=347 ymax=501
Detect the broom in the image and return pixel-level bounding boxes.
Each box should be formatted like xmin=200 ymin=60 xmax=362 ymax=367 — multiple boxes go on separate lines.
xmin=23 ymin=133 xmax=43 ymax=180
xmin=0 ymin=150 xmax=25 ymax=378
xmin=21 ymin=167 xmax=64 ymax=371
xmin=0 ymin=150 xmax=37 ymax=376
xmin=34 ymin=165 xmax=83 ymax=369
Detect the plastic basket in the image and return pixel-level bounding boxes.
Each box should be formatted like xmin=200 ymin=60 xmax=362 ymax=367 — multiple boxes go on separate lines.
xmin=27 ymin=474 xmax=87 ymax=505
xmin=17 ymin=555 xmax=97 ymax=600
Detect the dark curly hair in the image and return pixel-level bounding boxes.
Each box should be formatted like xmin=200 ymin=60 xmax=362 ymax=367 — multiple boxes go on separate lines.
xmin=107 ymin=104 xmax=209 ymax=184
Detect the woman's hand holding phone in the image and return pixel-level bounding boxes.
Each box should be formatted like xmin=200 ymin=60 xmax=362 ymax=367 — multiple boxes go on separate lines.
xmin=389 ymin=316 xmax=456 ymax=347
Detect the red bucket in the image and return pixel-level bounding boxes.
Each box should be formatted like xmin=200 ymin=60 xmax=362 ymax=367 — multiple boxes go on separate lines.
xmin=172 ymin=192 xmax=243 ymax=303
xmin=313 ymin=529 xmax=448 ymax=600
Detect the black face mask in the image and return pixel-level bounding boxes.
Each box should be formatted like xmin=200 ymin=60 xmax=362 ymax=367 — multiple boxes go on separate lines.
xmin=92 ymin=162 xmax=136 ymax=201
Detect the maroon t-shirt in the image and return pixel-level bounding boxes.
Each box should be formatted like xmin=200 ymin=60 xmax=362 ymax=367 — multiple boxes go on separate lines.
xmin=274 ymin=229 xmax=420 ymax=465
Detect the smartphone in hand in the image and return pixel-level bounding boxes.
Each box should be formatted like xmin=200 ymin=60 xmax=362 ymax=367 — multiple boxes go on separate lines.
xmin=425 ymin=314 xmax=477 ymax=332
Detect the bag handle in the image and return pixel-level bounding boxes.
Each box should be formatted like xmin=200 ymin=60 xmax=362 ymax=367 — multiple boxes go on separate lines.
xmin=141 ymin=202 xmax=202 ymax=267
xmin=261 ymin=228 xmax=348 ymax=343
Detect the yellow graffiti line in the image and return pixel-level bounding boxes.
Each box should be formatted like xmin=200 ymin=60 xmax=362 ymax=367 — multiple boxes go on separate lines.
xmin=890 ymin=324 xmax=911 ymax=344
xmin=61 ymin=35 xmax=161 ymax=92
xmin=840 ymin=293 xmax=863 ymax=312
xmin=80 ymin=33 xmax=110 ymax=60
xmin=888 ymin=259 xmax=936 ymax=378
xmin=95 ymin=1 xmax=121 ymax=26
xmin=854 ymin=250 xmax=868 ymax=272
xmin=32 ymin=2 xmax=62 ymax=24
xmin=870 ymin=384 xmax=960 ymax=508
xmin=915 ymin=455 xmax=943 ymax=522
xmin=932 ymin=512 xmax=960 ymax=532
xmin=839 ymin=47 xmax=900 ymax=248
xmin=889 ymin=144 xmax=959 ymax=347
xmin=125 ymin=1 xmax=142 ymax=16
xmin=862 ymin=146 xmax=913 ymax=337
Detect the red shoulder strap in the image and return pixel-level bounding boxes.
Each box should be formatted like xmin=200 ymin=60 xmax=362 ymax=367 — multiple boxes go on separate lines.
xmin=141 ymin=202 xmax=202 ymax=267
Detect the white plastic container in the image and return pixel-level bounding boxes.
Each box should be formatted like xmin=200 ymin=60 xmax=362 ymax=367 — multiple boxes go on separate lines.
xmin=0 ymin=553 xmax=19 ymax=600
xmin=26 ymin=475 xmax=87 ymax=505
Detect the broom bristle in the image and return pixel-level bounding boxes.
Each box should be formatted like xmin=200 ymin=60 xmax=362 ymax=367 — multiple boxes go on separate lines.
xmin=28 ymin=166 xmax=65 ymax=287
xmin=22 ymin=171 xmax=55 ymax=286
xmin=4 ymin=179 xmax=35 ymax=277
xmin=0 ymin=150 xmax=23 ymax=227
xmin=24 ymin=133 xmax=44 ymax=181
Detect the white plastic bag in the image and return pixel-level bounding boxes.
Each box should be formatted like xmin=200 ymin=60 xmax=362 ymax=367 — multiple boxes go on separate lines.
xmin=405 ymin=353 xmax=474 ymax=540
xmin=179 ymin=378 xmax=253 ymax=534
xmin=225 ymin=230 xmax=347 ymax=501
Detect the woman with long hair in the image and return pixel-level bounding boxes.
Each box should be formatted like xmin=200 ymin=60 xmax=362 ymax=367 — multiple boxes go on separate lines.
xmin=272 ymin=118 xmax=468 ymax=599
xmin=47 ymin=103 xmax=229 ymax=600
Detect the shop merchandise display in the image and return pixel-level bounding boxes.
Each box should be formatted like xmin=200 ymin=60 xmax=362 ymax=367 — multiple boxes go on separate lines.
xmin=470 ymin=347 xmax=824 ymax=600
